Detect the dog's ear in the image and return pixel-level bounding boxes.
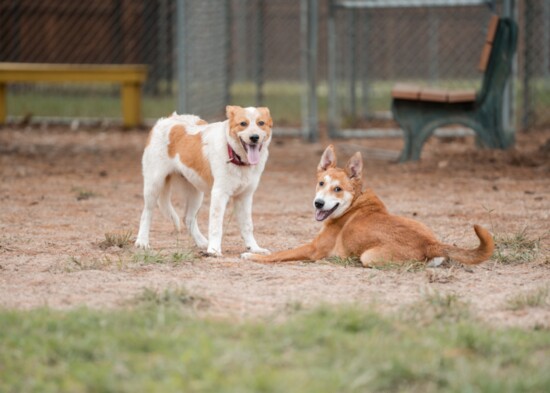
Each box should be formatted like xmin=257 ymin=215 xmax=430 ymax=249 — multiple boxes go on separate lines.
xmin=258 ymin=107 xmax=273 ymax=127
xmin=346 ymin=152 xmax=363 ymax=179
xmin=226 ymin=105 xmax=241 ymax=119
xmin=318 ymin=145 xmax=337 ymax=172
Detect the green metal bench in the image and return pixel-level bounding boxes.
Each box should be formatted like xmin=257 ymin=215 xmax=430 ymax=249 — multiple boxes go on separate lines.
xmin=391 ymin=15 xmax=518 ymax=162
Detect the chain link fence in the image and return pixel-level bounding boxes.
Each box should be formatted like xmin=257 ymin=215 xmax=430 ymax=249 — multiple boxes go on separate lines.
xmin=520 ymin=0 xmax=550 ymax=129
xmin=326 ymin=1 xmax=494 ymax=134
xmin=0 ymin=0 xmax=548 ymax=133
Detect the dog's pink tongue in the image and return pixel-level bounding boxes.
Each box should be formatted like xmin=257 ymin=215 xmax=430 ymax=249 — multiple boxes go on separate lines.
xmin=247 ymin=144 xmax=261 ymax=165
xmin=315 ymin=209 xmax=328 ymax=222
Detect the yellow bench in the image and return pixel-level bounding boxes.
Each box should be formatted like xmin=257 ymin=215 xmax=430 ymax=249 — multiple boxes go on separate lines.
xmin=0 ymin=63 xmax=148 ymax=128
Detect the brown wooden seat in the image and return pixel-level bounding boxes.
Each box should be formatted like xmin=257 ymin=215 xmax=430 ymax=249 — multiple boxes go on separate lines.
xmin=391 ymin=84 xmax=476 ymax=104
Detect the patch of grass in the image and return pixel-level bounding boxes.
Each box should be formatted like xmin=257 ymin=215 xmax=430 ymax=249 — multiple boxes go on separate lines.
xmin=371 ymin=259 xmax=426 ymax=273
xmin=425 ymin=266 xmax=457 ymax=284
xmin=324 ymin=256 xmax=427 ymax=272
xmin=67 ymin=255 xmax=113 ymax=271
xmin=324 ymin=255 xmax=362 ymax=267
xmin=131 ymin=249 xmax=196 ymax=265
xmin=404 ymin=290 xmax=470 ymax=325
xmin=135 ymin=287 xmax=209 ymax=311
xmin=507 ymin=286 xmax=550 ymax=311
xmin=493 ymin=228 xmax=541 ymax=264
xmin=131 ymin=250 xmax=166 ymax=264
xmin=100 ymin=230 xmax=133 ymax=249
xmin=170 ymin=250 xmax=197 ymax=263
xmin=0 ymin=304 xmax=549 ymax=392
xmin=72 ymin=186 xmax=98 ymax=201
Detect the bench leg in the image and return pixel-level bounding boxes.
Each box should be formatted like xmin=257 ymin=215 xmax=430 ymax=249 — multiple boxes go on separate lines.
xmin=121 ymin=82 xmax=142 ymax=128
xmin=0 ymin=83 xmax=6 ymax=125
xmin=399 ymin=128 xmax=413 ymax=162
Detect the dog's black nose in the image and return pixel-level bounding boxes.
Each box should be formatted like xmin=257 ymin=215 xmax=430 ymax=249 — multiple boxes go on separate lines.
xmin=250 ymin=134 xmax=260 ymax=143
xmin=314 ymin=199 xmax=325 ymax=209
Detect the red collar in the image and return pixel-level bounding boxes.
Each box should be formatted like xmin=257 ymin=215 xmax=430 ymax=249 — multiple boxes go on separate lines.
xmin=227 ymin=144 xmax=249 ymax=166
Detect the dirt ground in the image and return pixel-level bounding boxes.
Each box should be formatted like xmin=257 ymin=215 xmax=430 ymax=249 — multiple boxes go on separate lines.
xmin=0 ymin=125 xmax=549 ymax=328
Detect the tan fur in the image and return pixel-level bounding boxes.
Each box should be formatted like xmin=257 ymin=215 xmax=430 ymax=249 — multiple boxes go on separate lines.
xmin=246 ymin=146 xmax=494 ymax=267
xmin=167 ymin=125 xmax=213 ymax=186
xmin=196 ymin=119 xmax=208 ymax=125
xmin=226 ymin=106 xmax=272 ymax=143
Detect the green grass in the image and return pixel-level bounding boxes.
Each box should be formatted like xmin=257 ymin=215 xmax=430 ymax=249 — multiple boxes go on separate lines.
xmin=71 ymin=187 xmax=98 ymax=201
xmin=100 ymin=230 xmax=133 ymax=249
xmin=493 ymin=228 xmax=541 ymax=264
xmin=131 ymin=249 xmax=197 ymax=265
xmin=507 ymin=286 xmax=550 ymax=311
xmin=0 ymin=295 xmax=549 ymax=393
xmin=323 ymin=255 xmax=363 ymax=268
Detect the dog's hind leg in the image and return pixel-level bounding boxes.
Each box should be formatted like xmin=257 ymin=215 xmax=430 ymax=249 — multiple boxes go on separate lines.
xmin=359 ymin=248 xmax=395 ymax=268
xmin=181 ymin=182 xmax=208 ymax=249
xmin=158 ymin=175 xmax=181 ymax=231
xmin=135 ymin=171 xmax=166 ymax=249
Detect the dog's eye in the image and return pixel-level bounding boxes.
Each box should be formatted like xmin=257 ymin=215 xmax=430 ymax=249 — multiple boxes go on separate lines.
xmin=258 ymin=121 xmax=265 ymax=126
xmin=240 ymin=121 xmax=248 ymax=127
xmin=334 ymin=186 xmax=342 ymax=192
xmin=319 ymin=181 xmax=324 ymax=186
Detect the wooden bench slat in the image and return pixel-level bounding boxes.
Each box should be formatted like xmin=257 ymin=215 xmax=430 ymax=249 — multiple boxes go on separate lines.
xmin=0 ymin=63 xmax=147 ymax=83
xmin=419 ymin=88 xmax=448 ymax=102
xmin=478 ymin=42 xmax=493 ymax=72
xmin=391 ymin=83 xmax=421 ymax=100
xmin=486 ymin=14 xmax=499 ymax=44
xmin=447 ymin=89 xmax=476 ymax=103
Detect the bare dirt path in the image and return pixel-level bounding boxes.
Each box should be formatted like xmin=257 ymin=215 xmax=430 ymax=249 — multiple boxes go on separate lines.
xmin=1 ymin=126 xmax=548 ymax=328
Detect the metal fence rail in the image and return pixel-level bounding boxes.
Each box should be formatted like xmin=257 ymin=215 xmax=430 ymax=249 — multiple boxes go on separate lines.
xmin=0 ymin=0 xmax=548 ymax=134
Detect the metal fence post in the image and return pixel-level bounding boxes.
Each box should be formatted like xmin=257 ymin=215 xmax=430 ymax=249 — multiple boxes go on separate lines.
xmin=225 ymin=0 xmax=232 ymax=106
xmin=522 ymin=0 xmax=534 ymax=130
xmin=255 ymin=0 xmax=265 ymax=106
xmin=327 ymin=0 xmax=338 ymax=138
xmin=502 ymin=0 xmax=516 ymax=134
xmin=360 ymin=11 xmax=370 ymax=118
xmin=176 ymin=0 xmax=187 ymax=114
xmin=158 ymin=0 xmax=168 ymax=94
xmin=301 ymin=0 xmax=309 ymax=138
xmin=307 ymin=0 xmax=318 ymax=142
xmin=348 ymin=9 xmax=357 ymax=120
xmin=301 ymin=0 xmax=318 ymax=142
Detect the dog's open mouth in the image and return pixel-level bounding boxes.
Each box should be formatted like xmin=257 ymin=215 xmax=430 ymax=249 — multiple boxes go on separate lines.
xmin=240 ymin=138 xmax=263 ymax=165
xmin=315 ymin=203 xmax=339 ymax=222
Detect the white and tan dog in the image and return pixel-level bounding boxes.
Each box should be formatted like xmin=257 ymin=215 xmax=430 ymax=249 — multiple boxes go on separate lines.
xmin=135 ymin=105 xmax=273 ymax=256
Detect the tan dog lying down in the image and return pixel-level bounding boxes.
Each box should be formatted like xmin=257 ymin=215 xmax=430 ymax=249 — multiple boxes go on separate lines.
xmin=242 ymin=145 xmax=494 ymax=266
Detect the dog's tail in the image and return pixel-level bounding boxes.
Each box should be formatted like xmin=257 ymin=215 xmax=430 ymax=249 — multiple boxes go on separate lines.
xmin=429 ymin=225 xmax=494 ymax=265
xmin=158 ymin=175 xmax=181 ymax=231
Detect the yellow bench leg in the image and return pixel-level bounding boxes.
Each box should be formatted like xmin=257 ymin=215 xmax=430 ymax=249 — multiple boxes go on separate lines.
xmin=121 ymin=82 xmax=142 ymax=128
xmin=0 ymin=83 xmax=6 ymax=125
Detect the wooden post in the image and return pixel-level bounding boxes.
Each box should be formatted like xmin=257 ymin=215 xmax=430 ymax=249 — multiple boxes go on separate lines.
xmin=0 ymin=83 xmax=6 ymax=125
xmin=121 ymin=82 xmax=141 ymax=128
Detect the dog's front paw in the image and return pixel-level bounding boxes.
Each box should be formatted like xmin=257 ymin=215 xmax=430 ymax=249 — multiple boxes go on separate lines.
xmin=246 ymin=247 xmax=271 ymax=255
xmin=203 ymin=247 xmax=222 ymax=257
xmin=134 ymin=239 xmax=150 ymax=249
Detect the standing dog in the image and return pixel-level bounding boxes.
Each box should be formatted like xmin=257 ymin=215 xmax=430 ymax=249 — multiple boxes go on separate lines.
xmin=242 ymin=145 xmax=494 ymax=266
xmin=135 ymin=106 xmax=272 ymax=256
